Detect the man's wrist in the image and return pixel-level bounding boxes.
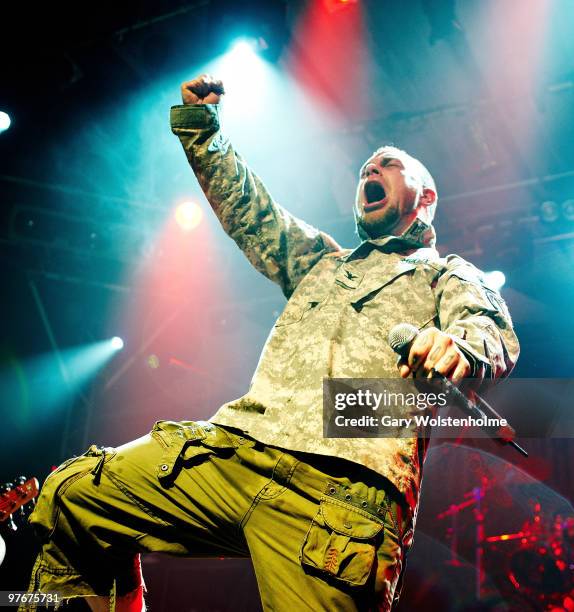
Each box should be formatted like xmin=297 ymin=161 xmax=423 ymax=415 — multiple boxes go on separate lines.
xmin=451 ymin=336 xmax=489 ymax=378
xmin=170 ymin=104 xmax=220 ymax=131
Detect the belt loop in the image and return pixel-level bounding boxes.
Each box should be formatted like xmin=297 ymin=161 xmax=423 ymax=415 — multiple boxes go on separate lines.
xmin=273 ymin=453 xmax=299 ymax=487
xmin=91 ymin=449 xmax=106 ymax=485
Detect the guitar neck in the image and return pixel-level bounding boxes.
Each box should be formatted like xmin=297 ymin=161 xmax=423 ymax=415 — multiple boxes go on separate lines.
xmin=0 ymin=478 xmax=39 ymax=522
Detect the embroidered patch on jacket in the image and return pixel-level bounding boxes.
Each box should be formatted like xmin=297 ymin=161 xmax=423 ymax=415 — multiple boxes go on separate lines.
xmin=484 ymin=287 xmax=510 ymax=318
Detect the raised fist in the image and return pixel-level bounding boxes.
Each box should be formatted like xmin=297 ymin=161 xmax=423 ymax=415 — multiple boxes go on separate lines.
xmin=181 ymin=74 xmax=225 ymax=105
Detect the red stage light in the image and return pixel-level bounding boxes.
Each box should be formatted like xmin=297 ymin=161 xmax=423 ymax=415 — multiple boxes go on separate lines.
xmin=324 ymin=0 xmax=357 ymax=12
xmin=175 ymin=201 xmax=203 ymax=232
xmin=324 ymin=0 xmax=357 ymax=13
xmin=288 ymin=0 xmax=368 ymax=119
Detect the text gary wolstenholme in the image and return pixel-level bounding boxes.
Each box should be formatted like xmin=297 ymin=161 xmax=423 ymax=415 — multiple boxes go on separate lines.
xmin=333 ymin=413 xmax=508 ymax=429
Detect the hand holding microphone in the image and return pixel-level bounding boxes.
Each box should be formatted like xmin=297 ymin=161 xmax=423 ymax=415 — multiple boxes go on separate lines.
xmin=388 ymin=323 xmax=528 ymax=457
xmin=395 ymin=325 xmax=474 ymax=384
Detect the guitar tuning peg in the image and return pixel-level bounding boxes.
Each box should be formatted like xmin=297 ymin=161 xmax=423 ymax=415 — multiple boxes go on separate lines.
xmin=15 ymin=476 xmax=27 ymax=486
xmin=7 ymin=514 xmax=18 ymax=532
xmin=0 ymin=483 xmax=12 ymax=494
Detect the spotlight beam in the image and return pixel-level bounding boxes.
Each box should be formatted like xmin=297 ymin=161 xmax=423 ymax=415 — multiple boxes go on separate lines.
xmin=28 ymin=279 xmax=71 ymax=386
xmin=28 ymin=278 xmax=86 ymax=458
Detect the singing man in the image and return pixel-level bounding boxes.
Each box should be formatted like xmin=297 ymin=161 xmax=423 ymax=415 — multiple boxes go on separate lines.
xmin=22 ymin=74 xmax=519 ymax=612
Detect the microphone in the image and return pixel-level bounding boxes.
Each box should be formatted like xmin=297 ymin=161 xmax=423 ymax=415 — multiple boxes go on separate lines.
xmin=388 ymin=323 xmax=528 ymax=457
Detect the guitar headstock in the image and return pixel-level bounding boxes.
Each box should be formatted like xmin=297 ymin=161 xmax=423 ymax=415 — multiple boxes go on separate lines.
xmin=0 ymin=477 xmax=39 ymax=524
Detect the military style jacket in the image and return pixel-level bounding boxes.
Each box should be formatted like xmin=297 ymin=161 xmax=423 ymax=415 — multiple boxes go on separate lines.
xmin=171 ymin=104 xmax=519 ymax=510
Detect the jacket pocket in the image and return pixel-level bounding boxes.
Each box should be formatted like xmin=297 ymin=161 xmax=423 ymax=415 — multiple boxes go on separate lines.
xmin=351 ymin=268 xmax=438 ymax=342
xmin=151 ymin=420 xmax=235 ymax=485
xmin=350 ymin=262 xmax=417 ymax=306
xmin=273 ymin=300 xmax=321 ymax=328
xmin=300 ymin=497 xmax=384 ymax=587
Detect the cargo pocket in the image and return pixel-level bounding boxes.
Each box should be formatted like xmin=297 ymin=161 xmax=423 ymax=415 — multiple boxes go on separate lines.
xmin=300 ymin=497 xmax=384 ymax=587
xmin=31 ymin=445 xmax=117 ymax=540
xmin=151 ymin=420 xmax=235 ymax=486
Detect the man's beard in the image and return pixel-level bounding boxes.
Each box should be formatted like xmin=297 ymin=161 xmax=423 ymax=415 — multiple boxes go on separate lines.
xmin=357 ymin=207 xmax=401 ymax=239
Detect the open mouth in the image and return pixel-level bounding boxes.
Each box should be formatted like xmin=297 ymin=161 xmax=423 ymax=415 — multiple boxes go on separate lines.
xmin=363 ymin=181 xmax=387 ymax=211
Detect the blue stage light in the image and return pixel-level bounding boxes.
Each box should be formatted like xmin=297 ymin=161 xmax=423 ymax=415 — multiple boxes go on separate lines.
xmin=0 ymin=111 xmax=11 ymax=133
xmin=206 ymin=38 xmax=267 ymax=117
xmin=223 ymin=38 xmax=265 ymax=78
xmin=484 ymin=271 xmax=506 ymax=290
xmin=111 ymin=336 xmax=125 ymax=350
xmin=230 ymin=38 xmax=259 ymax=57
xmin=539 ymin=200 xmax=559 ymax=223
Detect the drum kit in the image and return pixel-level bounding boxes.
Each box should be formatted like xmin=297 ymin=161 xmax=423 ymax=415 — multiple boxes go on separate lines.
xmin=437 ymin=481 xmax=574 ymax=610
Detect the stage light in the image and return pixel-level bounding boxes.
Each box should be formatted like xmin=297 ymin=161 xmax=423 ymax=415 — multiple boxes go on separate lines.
xmin=175 ymin=201 xmax=203 ymax=232
xmin=111 ymin=336 xmax=124 ymax=350
xmin=0 ymin=111 xmax=11 ymax=132
xmin=203 ymin=34 xmax=271 ymax=117
xmin=324 ymin=0 xmax=358 ymax=12
xmin=230 ymin=38 xmax=259 ymax=57
xmin=223 ymin=37 xmax=266 ymax=77
xmin=484 ymin=271 xmax=506 ymax=290
xmin=562 ymin=199 xmax=574 ymax=222
xmin=229 ymin=36 xmax=272 ymax=55
xmin=221 ymin=36 xmax=265 ymax=75
xmin=539 ymin=200 xmax=559 ymax=223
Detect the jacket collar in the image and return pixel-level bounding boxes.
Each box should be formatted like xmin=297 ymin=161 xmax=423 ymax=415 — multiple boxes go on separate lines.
xmin=344 ymin=218 xmax=437 ymax=262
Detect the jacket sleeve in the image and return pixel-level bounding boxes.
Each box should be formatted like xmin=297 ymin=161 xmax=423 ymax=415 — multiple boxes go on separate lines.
xmin=170 ymin=104 xmax=340 ymax=298
xmin=435 ymin=255 xmax=520 ymax=379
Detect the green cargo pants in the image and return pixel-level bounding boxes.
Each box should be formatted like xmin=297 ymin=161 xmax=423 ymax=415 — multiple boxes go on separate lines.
xmin=22 ymin=420 xmax=413 ymax=611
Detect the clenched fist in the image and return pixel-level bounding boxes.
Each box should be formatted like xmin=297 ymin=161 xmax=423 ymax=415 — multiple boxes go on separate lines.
xmin=181 ymin=74 xmax=225 ymax=105
xmin=399 ymin=328 xmax=473 ymax=384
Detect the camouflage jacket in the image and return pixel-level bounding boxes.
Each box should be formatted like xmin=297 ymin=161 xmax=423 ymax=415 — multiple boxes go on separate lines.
xmin=170 ymin=104 xmax=520 ymax=510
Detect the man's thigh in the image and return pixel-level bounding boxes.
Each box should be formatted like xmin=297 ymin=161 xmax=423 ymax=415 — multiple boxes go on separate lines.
xmin=99 ymin=420 xmax=259 ymax=556
xmin=26 ymin=421 xmax=270 ymax=602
